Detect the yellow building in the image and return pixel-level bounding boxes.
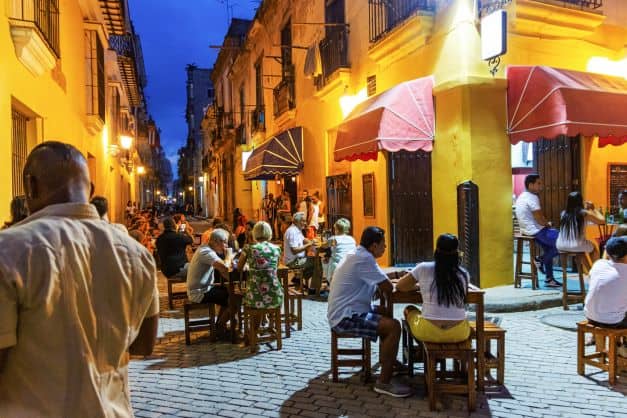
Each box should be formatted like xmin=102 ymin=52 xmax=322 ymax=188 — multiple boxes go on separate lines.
xmin=207 ymin=0 xmax=627 ymax=287
xmin=1 ymin=0 xmax=147 ymax=224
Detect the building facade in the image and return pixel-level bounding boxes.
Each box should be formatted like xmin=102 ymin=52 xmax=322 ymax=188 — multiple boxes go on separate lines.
xmin=1 ymin=0 xmax=160 ymax=223
xmin=204 ymin=0 xmax=627 ymax=287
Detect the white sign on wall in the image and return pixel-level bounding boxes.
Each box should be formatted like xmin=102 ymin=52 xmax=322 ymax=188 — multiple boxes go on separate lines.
xmin=481 ymin=10 xmax=507 ymax=61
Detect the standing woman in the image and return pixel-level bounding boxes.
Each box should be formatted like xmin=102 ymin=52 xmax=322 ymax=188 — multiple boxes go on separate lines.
xmin=556 ymin=191 xmax=604 ymax=269
xmin=396 ymin=234 xmax=470 ymax=343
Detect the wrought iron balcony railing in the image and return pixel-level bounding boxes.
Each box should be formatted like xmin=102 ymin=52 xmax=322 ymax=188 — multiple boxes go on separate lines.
xmin=369 ymin=0 xmax=436 ymax=43
xmin=315 ymin=27 xmax=350 ymax=90
xmin=273 ymin=68 xmax=296 ymax=116
xmin=236 ymin=124 xmax=247 ymax=145
xmin=478 ymin=0 xmax=602 ymax=17
xmin=10 ymin=0 xmax=60 ymax=56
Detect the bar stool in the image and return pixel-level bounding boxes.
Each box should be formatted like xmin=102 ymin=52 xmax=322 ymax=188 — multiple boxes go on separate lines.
xmin=559 ymin=251 xmax=587 ymax=310
xmin=243 ymin=306 xmax=282 ymax=353
xmin=471 ymin=321 xmax=506 ymax=385
xmin=514 ymin=234 xmax=539 ymax=289
xmin=183 ymin=301 xmax=216 ymax=345
xmin=330 ymin=330 xmax=372 ymax=383
xmin=577 ymin=320 xmax=627 ymax=386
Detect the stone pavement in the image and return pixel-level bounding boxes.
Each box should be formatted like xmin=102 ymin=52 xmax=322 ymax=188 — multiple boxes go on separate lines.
xmin=129 ymin=275 xmax=627 ymax=418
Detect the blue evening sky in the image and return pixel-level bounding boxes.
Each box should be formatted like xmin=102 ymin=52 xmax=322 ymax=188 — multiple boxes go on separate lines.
xmin=129 ymin=0 xmax=256 ymax=172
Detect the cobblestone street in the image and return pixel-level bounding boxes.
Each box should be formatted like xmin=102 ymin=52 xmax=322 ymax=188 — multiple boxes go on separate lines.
xmin=129 ymin=277 xmax=627 ymax=418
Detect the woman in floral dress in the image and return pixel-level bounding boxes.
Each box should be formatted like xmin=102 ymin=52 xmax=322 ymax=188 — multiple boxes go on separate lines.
xmin=236 ymin=221 xmax=283 ymax=309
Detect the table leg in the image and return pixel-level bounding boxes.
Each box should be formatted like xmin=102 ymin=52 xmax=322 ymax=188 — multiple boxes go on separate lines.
xmin=476 ymin=300 xmax=485 ymax=392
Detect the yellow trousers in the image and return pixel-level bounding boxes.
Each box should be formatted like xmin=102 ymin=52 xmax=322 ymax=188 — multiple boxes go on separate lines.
xmin=406 ymin=309 xmax=470 ymax=343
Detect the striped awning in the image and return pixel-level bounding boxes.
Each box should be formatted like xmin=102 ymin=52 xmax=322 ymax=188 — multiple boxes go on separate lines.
xmin=244 ymin=127 xmax=304 ymax=180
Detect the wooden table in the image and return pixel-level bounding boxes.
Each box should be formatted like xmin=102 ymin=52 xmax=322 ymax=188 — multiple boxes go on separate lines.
xmin=378 ymin=283 xmax=487 ymax=391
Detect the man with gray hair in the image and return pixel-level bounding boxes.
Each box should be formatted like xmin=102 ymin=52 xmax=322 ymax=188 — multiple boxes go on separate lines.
xmin=187 ymin=228 xmax=238 ymax=338
xmin=284 ymin=212 xmax=315 ymax=292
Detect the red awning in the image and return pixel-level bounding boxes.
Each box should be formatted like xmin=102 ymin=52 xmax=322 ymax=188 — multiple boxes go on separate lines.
xmin=507 ymin=66 xmax=627 ymax=147
xmin=334 ymin=76 xmax=435 ymax=162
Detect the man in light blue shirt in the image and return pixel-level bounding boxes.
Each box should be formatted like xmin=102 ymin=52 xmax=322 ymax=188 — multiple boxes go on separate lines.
xmin=327 ymin=227 xmax=411 ymax=398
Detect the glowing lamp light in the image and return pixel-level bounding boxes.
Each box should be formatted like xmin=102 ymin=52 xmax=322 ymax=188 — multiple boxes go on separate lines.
xmin=242 ymin=150 xmax=253 ymax=171
xmin=188 ymin=186 xmax=193 ymax=191
xmin=172 ymin=198 xmax=177 ymax=203
xmin=291 ymin=176 xmax=296 ymax=182
xmin=587 ymin=56 xmax=627 ymax=79
xmin=136 ymin=166 xmax=146 ymax=175
xmin=198 ymin=176 xmax=205 ymax=183
xmin=339 ymin=88 xmax=368 ymax=118
xmin=156 ymin=190 xmax=161 ymax=195
xmin=119 ymin=135 xmax=133 ymax=150
xmin=179 ymin=192 xmax=183 ymax=196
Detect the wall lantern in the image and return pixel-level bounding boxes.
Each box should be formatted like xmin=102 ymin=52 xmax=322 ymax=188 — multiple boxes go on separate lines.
xmin=137 ymin=166 xmax=146 ymax=175
xmin=119 ymin=135 xmax=134 ymax=150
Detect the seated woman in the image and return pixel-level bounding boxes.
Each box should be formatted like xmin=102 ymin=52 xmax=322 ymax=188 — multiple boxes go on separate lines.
xmin=556 ymin=191 xmax=604 ymax=270
xmin=396 ymin=233 xmax=470 ymax=343
xmin=236 ymin=221 xmax=283 ymax=309
xmin=322 ymin=218 xmax=357 ymax=283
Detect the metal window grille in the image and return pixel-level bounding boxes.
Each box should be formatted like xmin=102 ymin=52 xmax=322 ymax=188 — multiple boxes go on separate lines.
xmin=85 ymin=30 xmax=105 ymax=121
xmin=11 ymin=109 xmax=29 ymax=198
xmin=11 ymin=0 xmax=60 ymax=56
xmin=367 ymin=75 xmax=377 ymax=96
xmin=369 ymin=0 xmax=436 ymax=43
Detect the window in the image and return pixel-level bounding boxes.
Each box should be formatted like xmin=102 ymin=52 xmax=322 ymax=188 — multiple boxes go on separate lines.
xmin=12 ymin=109 xmax=29 ymax=198
xmin=37 ymin=0 xmax=60 ymax=56
xmin=239 ymin=85 xmax=246 ymax=126
xmin=85 ymin=30 xmax=105 ymax=122
xmin=255 ymin=60 xmax=263 ymax=107
xmin=110 ymin=87 xmax=121 ymax=145
xmin=280 ymin=21 xmax=293 ymax=78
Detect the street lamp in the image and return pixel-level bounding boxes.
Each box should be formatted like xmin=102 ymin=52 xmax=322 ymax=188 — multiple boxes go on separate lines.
xmin=119 ymin=135 xmax=133 ymax=150
xmin=137 ymin=166 xmax=146 ymax=175
xmin=188 ymin=186 xmax=193 ymax=191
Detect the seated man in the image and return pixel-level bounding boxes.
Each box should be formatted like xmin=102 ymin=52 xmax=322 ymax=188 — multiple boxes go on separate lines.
xmin=156 ymin=217 xmax=193 ymax=278
xmin=515 ymin=173 xmax=560 ymax=287
xmin=187 ymin=228 xmax=239 ymax=338
xmin=584 ymin=236 xmax=627 ymax=357
xmin=283 ymin=212 xmax=314 ymax=291
xmin=327 ymin=226 xmax=412 ymax=398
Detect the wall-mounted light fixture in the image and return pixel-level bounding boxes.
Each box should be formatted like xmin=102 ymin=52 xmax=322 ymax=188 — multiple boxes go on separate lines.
xmin=137 ymin=165 xmax=146 ymax=175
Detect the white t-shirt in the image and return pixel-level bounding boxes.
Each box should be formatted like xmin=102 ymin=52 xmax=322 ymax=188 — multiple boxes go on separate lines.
xmin=284 ymin=224 xmax=305 ymax=264
xmin=0 ymin=203 xmax=159 ymax=417
xmin=186 ymin=245 xmax=224 ymax=303
xmin=327 ymin=246 xmax=387 ymax=328
xmin=410 ymin=261 xmax=468 ymax=321
xmin=326 ymin=234 xmax=357 ymax=282
xmin=515 ymin=191 xmax=544 ymax=236
xmin=584 ymin=259 xmax=627 ymax=325
xmin=309 ymin=203 xmax=320 ymax=228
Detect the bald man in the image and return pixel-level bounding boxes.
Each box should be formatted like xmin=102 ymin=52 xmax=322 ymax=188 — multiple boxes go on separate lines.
xmin=0 ymin=141 xmax=159 ymax=417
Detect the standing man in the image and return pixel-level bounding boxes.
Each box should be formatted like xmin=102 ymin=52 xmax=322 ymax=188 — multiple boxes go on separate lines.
xmin=327 ymin=226 xmax=411 ymax=397
xmin=262 ymin=193 xmax=277 ymax=238
xmin=156 ymin=217 xmax=193 ymax=279
xmin=515 ymin=173 xmax=561 ymax=287
xmin=0 ymin=141 xmax=159 ymax=417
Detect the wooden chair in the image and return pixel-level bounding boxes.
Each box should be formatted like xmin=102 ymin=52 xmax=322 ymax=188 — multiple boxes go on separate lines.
xmin=423 ymin=340 xmax=476 ymax=412
xmin=243 ymin=306 xmax=282 ymax=353
xmin=577 ymin=320 xmax=627 ymax=386
xmin=559 ymin=252 xmax=586 ymax=310
xmin=471 ymin=321 xmax=506 ymax=386
xmin=183 ymin=301 xmax=216 ymax=345
xmin=330 ymin=330 xmax=372 ymax=383
xmin=279 ymin=267 xmax=304 ymax=337
xmin=514 ymin=234 xmax=539 ymax=289
xmin=166 ymin=276 xmax=187 ymax=310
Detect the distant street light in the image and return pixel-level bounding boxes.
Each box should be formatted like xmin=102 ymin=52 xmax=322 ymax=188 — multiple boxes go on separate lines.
xmin=188 ymin=186 xmax=193 ymax=191
xmin=119 ymin=135 xmax=133 ymax=150
xmin=137 ymin=166 xmax=146 ymax=175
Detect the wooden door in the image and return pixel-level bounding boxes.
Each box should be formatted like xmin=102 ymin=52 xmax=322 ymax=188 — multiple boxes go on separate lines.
xmin=533 ymin=136 xmax=581 ymax=227
xmin=326 ymin=173 xmax=352 ymax=230
xmin=389 ymin=150 xmax=434 ymax=265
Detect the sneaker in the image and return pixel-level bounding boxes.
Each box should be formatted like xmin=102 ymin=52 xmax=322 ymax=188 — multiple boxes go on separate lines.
xmin=374 ymin=380 xmax=413 ymax=398
xmin=618 ymin=345 xmax=627 ymax=358
xmin=545 ymin=278 xmax=562 ymax=288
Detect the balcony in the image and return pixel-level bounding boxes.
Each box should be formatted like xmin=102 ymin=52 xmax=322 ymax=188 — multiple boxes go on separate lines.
xmin=8 ymin=0 xmax=60 ymax=75
xmin=235 ymin=124 xmax=247 ymax=145
xmin=273 ymin=76 xmax=296 ymax=117
xmin=251 ymin=107 xmax=266 ymax=133
xmin=109 ymin=33 xmax=146 ymax=106
xmin=479 ymin=0 xmax=602 ymax=17
xmin=369 ymin=0 xmax=436 ymax=43
xmin=315 ymin=28 xmax=350 ymax=91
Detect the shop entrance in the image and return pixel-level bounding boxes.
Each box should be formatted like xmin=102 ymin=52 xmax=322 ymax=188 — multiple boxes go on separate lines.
xmin=533 ymin=135 xmax=581 ymax=226
xmin=283 ymin=175 xmax=297 ymax=212
xmin=389 ymin=150 xmax=434 ymax=266
xmin=326 ymin=173 xmax=352 ymax=232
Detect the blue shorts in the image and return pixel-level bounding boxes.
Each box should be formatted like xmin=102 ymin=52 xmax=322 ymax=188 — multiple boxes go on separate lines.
xmin=332 ymin=312 xmax=382 ymax=342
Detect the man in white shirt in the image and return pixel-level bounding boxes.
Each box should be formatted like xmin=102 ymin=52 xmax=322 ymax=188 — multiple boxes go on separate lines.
xmin=284 ymin=212 xmax=315 ymax=291
xmin=327 ymin=227 xmax=411 ymax=398
xmin=515 ymin=174 xmax=560 ymax=287
xmin=0 ymin=141 xmax=159 ymax=417
xmin=186 ymin=228 xmax=237 ymax=338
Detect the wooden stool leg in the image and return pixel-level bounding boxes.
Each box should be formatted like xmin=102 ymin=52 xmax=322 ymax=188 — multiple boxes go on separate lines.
xmin=168 ymin=280 xmax=174 ymax=310
xmin=427 ymin=354 xmax=437 ymax=411
xmin=529 ymin=240 xmax=538 ymax=290
xmin=275 ymin=309 xmax=282 ymax=350
xmin=497 ymin=335 xmax=505 ymax=385
xmin=467 ymin=351 xmax=476 ymax=411
xmin=297 ymin=295 xmax=303 ymax=331
xmin=577 ymin=255 xmax=586 ymax=303
xmin=364 ymin=338 xmax=372 ymax=382
xmin=577 ymin=324 xmax=585 ymax=376
xmin=608 ymin=335 xmax=617 ymax=386
xmin=515 ymin=239 xmax=523 ymax=288
xmin=249 ymin=311 xmax=258 ymax=353
xmin=331 ymin=332 xmax=339 ymax=383
xmin=184 ymin=305 xmax=191 ymax=345
xmin=561 ymin=254 xmax=569 ymax=310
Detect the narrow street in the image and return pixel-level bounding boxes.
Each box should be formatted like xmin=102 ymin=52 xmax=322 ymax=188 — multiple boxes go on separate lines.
xmin=129 ymin=274 xmax=627 ymax=418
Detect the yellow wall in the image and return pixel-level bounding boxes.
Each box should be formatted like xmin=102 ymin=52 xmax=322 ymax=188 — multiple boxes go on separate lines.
xmin=1 ymin=1 xmax=139 ymax=224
